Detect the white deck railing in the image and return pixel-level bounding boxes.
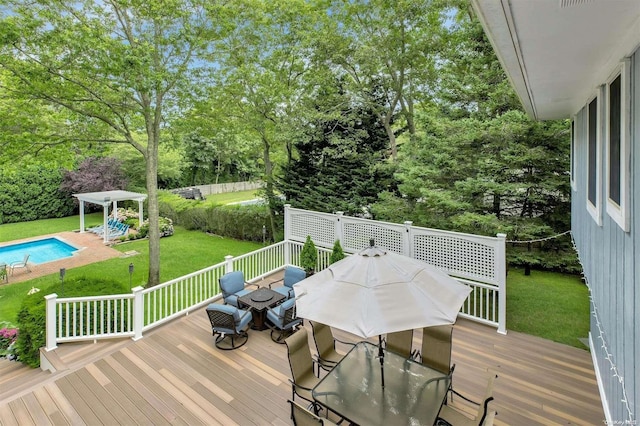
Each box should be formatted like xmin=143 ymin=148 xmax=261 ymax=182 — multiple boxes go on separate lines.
xmin=44 ymin=242 xmax=290 ymax=350
xmin=45 ymin=207 xmax=506 ymax=351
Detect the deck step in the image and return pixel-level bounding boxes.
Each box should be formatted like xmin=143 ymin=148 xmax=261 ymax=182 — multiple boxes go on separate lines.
xmin=0 ymin=358 xmax=53 ymax=405
xmin=40 ymin=347 xmax=68 ymax=373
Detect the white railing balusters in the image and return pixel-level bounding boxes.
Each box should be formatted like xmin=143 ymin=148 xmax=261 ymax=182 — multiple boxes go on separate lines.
xmin=44 ymin=208 xmax=507 ymax=352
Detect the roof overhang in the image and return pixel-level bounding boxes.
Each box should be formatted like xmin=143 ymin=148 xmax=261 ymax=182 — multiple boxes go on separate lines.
xmin=471 ymin=0 xmax=640 ymax=120
xmin=73 ymin=190 xmax=147 ymax=207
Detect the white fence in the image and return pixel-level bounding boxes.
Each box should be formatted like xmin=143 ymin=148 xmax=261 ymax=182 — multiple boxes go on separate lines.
xmin=44 ymin=206 xmax=506 ymax=352
xmin=285 ymin=206 xmax=507 ymax=331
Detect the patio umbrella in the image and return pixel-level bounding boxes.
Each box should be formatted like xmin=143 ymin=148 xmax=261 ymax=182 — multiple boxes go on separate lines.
xmin=293 ymin=239 xmax=471 ymax=387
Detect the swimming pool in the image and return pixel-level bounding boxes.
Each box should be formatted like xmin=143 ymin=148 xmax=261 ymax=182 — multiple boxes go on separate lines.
xmin=0 ymin=238 xmax=80 ymax=265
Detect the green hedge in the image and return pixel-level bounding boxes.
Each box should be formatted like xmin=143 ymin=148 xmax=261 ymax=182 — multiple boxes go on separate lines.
xmin=0 ymin=167 xmax=75 ymax=224
xmin=14 ymin=277 xmax=128 ymax=368
xmin=158 ymin=191 xmax=275 ymax=242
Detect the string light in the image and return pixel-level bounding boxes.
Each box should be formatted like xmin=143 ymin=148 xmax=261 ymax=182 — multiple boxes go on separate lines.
xmin=506 ymin=230 xmax=571 ymax=244
xmin=570 ymin=233 xmax=635 ymax=423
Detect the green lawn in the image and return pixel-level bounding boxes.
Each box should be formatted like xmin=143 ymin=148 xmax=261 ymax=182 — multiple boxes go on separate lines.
xmin=206 ymin=189 xmax=262 ymax=204
xmin=506 ymin=267 xmax=590 ymax=348
xmin=0 ymin=212 xmax=105 ymax=243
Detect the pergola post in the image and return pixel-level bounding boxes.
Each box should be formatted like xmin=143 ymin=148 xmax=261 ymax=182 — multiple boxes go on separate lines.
xmin=103 ymin=202 xmax=109 ymax=243
xmin=138 ymin=199 xmax=144 ymax=228
xmin=79 ymin=201 xmax=85 ymax=233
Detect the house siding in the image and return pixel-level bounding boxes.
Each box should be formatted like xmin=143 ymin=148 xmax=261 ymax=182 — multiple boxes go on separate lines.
xmin=572 ymin=46 xmax=638 ymax=423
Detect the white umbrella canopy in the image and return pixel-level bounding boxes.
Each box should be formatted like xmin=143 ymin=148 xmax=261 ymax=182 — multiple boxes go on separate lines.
xmin=293 ymin=241 xmax=472 ymax=339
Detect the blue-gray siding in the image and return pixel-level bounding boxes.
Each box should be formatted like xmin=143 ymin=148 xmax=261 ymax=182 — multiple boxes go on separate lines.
xmin=571 ymin=46 xmax=638 ymax=423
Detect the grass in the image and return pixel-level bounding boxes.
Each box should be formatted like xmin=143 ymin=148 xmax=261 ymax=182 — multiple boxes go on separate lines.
xmin=205 ymin=189 xmax=261 ymax=204
xmin=506 ymin=267 xmax=590 ymax=348
xmin=0 ymin=212 xmax=105 ymax=243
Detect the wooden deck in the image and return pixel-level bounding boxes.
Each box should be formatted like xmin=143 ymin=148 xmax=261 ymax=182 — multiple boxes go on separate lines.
xmin=0 ymin=293 xmax=604 ymax=425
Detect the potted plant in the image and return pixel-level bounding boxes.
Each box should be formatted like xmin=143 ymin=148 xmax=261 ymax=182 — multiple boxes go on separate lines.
xmin=300 ymin=235 xmax=318 ymax=276
xmin=329 ymin=239 xmax=345 ymax=264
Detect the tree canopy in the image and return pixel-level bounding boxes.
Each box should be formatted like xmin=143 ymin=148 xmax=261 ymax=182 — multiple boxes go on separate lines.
xmin=0 ymin=0 xmax=575 ymax=274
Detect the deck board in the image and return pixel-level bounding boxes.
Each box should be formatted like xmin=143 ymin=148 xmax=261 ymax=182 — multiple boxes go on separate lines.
xmin=0 ymin=293 xmax=605 ymax=426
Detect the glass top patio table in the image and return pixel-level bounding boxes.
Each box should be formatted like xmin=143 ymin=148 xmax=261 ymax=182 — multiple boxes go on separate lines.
xmin=312 ymin=341 xmax=450 ymax=426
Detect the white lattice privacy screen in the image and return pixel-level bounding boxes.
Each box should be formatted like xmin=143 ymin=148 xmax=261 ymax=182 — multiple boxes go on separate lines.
xmin=413 ymin=233 xmax=497 ymax=284
xmin=284 ymin=205 xmax=507 ymax=333
xmin=286 ymin=208 xmax=337 ymax=247
xmin=342 ymin=218 xmax=406 ymax=254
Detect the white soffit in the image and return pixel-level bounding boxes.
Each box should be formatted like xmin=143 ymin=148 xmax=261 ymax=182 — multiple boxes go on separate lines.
xmin=472 ymin=0 xmax=640 ymax=120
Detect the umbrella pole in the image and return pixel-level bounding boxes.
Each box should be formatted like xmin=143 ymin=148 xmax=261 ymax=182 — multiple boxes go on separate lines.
xmin=378 ymin=335 xmax=385 ymax=389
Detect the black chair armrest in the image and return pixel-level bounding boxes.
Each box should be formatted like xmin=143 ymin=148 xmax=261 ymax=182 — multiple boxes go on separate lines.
xmin=289 ymin=379 xmax=314 ymax=394
xmin=334 ymin=337 xmax=355 ymax=348
xmin=315 ymin=355 xmax=338 ymax=371
xmin=268 ymin=278 xmax=284 ymax=289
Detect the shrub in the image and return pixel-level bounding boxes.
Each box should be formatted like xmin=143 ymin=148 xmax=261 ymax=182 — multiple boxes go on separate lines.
xmin=114 ymin=208 xmax=141 ymax=228
xmin=300 ymin=236 xmax=318 ymax=275
xmin=0 ymin=166 xmax=75 ymax=224
xmin=0 ymin=327 xmax=18 ymax=358
xmin=158 ymin=190 xmax=274 ymax=242
xmin=202 ymin=205 xmax=271 ymax=242
xmin=14 ymin=277 xmax=128 ymax=368
xmin=330 ymin=240 xmax=345 ymax=264
xmin=138 ymin=216 xmax=174 ymax=238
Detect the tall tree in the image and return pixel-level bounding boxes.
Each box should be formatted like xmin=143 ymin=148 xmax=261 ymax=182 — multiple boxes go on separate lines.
xmin=436 ymin=1 xmax=522 ymax=120
xmin=279 ymin=80 xmax=396 ymax=216
xmin=318 ymin=0 xmax=445 ymax=160
xmin=371 ymin=3 xmax=573 ymax=271
xmin=0 ymin=0 xmax=231 ymax=286
xmin=203 ymin=0 xmax=325 ymax=237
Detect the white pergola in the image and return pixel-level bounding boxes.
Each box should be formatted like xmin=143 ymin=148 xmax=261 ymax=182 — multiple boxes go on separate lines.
xmin=73 ymin=190 xmax=148 ymax=243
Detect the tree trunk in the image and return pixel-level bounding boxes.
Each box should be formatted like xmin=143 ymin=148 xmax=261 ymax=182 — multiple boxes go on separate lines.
xmin=381 ymin=113 xmax=398 ymax=161
xmin=262 ymin=137 xmax=277 ymax=240
xmin=493 ymin=193 xmax=501 ymax=219
xmin=146 ymin=127 xmax=161 ymax=287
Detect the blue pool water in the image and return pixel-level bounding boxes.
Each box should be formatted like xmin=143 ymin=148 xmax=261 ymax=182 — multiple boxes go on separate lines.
xmin=0 ymin=238 xmax=79 ymax=265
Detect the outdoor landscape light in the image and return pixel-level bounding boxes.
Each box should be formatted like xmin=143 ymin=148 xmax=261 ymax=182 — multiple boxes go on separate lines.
xmin=59 ymin=268 xmax=66 ymax=295
xmin=128 ymin=263 xmax=134 ymax=290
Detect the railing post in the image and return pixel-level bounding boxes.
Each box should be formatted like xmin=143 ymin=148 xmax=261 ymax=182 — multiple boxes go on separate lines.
xmin=132 ymin=286 xmax=144 ymax=341
xmin=224 ymin=255 xmax=234 ymax=273
xmin=284 ymin=204 xmax=292 ymax=266
xmin=284 ymin=204 xmax=291 ymax=241
xmin=496 ymin=233 xmax=507 ymax=334
xmin=404 ymin=221 xmax=413 ymax=257
xmin=45 ymin=293 xmax=58 ymax=351
xmin=335 ymin=211 xmax=344 ymax=246
xmin=284 ymin=241 xmax=291 ymax=266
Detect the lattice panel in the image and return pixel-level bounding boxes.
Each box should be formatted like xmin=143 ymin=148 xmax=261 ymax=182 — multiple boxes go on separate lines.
xmin=288 ymin=212 xmax=336 ymax=248
xmin=342 ymin=221 xmax=405 ymax=254
xmin=413 ymin=234 xmax=496 ymax=282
